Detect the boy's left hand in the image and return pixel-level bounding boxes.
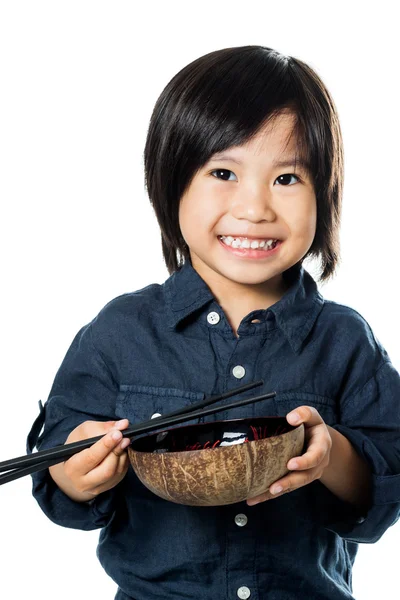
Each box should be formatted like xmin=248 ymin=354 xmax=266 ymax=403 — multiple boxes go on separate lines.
xmin=246 ymin=406 xmax=332 ymax=506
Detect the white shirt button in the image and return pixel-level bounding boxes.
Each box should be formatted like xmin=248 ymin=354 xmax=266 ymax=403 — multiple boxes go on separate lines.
xmin=234 ymin=513 xmax=248 ymax=527
xmin=237 ymin=586 xmax=251 ymax=599
xmin=151 ymin=412 xmax=162 ymax=419
xmin=232 ymin=365 xmax=246 ymax=379
xmin=207 ymin=311 xmax=220 ymax=325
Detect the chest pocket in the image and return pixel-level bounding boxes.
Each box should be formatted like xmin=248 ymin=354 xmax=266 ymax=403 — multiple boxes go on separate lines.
xmin=115 ymin=384 xmax=205 ymax=428
xmin=273 ymin=391 xmax=338 ymax=426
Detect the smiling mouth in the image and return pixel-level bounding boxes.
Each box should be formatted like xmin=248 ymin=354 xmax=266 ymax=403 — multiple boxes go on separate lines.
xmin=218 ymin=235 xmax=279 ymax=251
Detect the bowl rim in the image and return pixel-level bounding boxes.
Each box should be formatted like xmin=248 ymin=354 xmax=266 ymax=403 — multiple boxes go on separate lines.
xmin=128 ymin=417 xmax=303 ymax=456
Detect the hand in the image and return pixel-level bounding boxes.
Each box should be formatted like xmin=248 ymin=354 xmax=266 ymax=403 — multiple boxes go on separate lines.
xmin=49 ymin=419 xmax=131 ymax=502
xmin=246 ymin=406 xmax=332 ymax=506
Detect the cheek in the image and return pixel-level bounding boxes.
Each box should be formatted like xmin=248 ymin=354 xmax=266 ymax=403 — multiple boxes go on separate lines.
xmin=289 ymin=195 xmax=316 ymax=238
xmin=309 ymin=199 xmax=317 ymax=236
xmin=179 ymin=185 xmax=221 ymax=232
xmin=179 ymin=194 xmax=210 ymax=244
xmin=180 ymin=197 xmax=204 ymax=228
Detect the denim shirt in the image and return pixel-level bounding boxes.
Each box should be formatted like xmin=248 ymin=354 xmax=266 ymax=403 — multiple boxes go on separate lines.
xmin=27 ymin=259 xmax=400 ymax=600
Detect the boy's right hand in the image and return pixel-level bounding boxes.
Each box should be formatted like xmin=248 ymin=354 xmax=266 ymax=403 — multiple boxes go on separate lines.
xmin=49 ymin=419 xmax=130 ymax=503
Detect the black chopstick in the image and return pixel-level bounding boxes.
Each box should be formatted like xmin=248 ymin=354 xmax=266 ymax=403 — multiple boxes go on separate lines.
xmin=0 ymin=379 xmax=263 ymax=473
xmin=0 ymin=386 xmax=277 ymax=485
xmin=0 ymin=456 xmax=69 ymax=485
xmin=0 ymin=379 xmax=268 ymax=481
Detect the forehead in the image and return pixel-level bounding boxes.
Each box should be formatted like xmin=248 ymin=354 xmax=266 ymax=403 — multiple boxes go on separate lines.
xmin=210 ymin=111 xmax=301 ymax=160
xmin=246 ymin=111 xmax=299 ymax=155
xmin=210 ymin=111 xmax=310 ymax=172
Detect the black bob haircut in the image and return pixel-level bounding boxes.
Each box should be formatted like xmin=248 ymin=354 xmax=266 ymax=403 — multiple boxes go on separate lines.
xmin=144 ymin=45 xmax=343 ymax=283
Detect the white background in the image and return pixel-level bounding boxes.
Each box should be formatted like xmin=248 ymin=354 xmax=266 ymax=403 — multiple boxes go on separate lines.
xmin=0 ymin=1 xmax=399 ymax=598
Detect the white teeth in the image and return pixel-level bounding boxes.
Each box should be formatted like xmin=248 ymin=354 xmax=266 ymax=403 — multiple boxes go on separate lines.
xmin=219 ymin=236 xmax=278 ymax=250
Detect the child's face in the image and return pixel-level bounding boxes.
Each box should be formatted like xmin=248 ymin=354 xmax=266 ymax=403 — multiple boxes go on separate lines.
xmin=178 ymin=110 xmax=317 ymax=292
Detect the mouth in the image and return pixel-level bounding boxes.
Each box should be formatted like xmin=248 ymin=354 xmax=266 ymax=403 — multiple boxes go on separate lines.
xmin=218 ymin=235 xmax=279 ymax=250
xmin=217 ymin=235 xmax=283 ymax=258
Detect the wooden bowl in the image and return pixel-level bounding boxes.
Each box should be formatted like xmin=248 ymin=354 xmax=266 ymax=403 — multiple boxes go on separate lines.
xmin=128 ymin=416 xmax=305 ymax=506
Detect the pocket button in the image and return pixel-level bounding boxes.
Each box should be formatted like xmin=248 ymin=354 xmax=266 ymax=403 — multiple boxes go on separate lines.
xmin=232 ymin=365 xmax=246 ymax=379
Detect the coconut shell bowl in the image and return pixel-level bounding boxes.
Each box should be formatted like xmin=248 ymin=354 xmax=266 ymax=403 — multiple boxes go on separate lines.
xmin=128 ymin=417 xmax=305 ymax=506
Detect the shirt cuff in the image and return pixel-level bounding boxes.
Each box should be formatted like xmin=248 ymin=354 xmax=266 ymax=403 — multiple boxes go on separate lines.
xmin=318 ymin=424 xmax=400 ymax=543
xmin=29 ymin=467 xmax=116 ymax=530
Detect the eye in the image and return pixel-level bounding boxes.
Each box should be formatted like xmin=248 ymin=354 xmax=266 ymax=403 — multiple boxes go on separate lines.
xmin=210 ymin=170 xmax=301 ymax=185
xmin=275 ymin=173 xmax=301 ymax=186
xmin=210 ymin=169 xmax=238 ymax=182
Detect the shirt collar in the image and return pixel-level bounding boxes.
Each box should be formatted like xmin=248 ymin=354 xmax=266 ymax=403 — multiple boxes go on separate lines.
xmin=164 ymin=258 xmax=215 ymax=325
xmin=164 ymin=259 xmax=325 ymax=354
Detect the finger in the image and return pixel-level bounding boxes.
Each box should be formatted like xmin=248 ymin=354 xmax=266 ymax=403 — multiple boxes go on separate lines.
xmin=85 ymin=451 xmax=129 ymax=490
xmin=247 ymin=486 xmax=290 ymax=505
xmin=76 ymin=419 xmax=130 ymax=466
xmin=68 ymin=419 xmax=130 ymax=444
xmin=247 ymin=476 xmax=294 ymax=505
xmin=109 ymin=420 xmax=130 ymax=457
xmin=116 ymin=451 xmax=130 ymax=474
xmin=69 ymin=428 xmax=125 ymax=476
xmin=95 ymin=419 xmax=129 ymax=433
xmin=269 ymin=470 xmax=315 ymax=495
xmin=112 ymin=437 xmax=131 ymax=457
xmin=86 ymin=419 xmax=129 ymax=434
xmin=286 ymin=406 xmax=323 ymax=427
xmin=247 ymin=467 xmax=321 ymax=505
xmin=287 ymin=427 xmax=331 ymax=471
xmin=247 ymin=493 xmax=271 ymax=505
xmin=113 ymin=419 xmax=129 ymax=431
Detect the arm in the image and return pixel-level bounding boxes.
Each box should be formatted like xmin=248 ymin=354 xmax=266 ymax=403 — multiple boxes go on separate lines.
xmin=279 ymin=326 xmax=400 ymax=543
xmin=321 ymin=425 xmax=373 ymax=510
xmin=248 ymin=362 xmax=400 ymax=544
xmin=27 ymin=319 xmax=124 ymax=529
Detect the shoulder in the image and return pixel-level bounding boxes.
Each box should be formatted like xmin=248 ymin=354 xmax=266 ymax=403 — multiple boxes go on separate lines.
xmin=100 ymin=283 xmax=163 ymax=316
xmin=318 ymin=299 xmax=391 ymax=376
xmin=314 ymin=300 xmax=397 ymax=404
xmin=89 ymin=282 xmax=165 ymax=339
xmin=320 ymin=300 xmax=381 ymax=350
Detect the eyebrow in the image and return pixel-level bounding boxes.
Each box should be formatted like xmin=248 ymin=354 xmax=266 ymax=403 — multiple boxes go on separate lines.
xmin=208 ymin=154 xmax=311 ymax=172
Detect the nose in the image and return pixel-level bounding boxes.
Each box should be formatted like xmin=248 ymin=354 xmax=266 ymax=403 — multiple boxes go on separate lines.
xmin=230 ymin=184 xmax=276 ymax=223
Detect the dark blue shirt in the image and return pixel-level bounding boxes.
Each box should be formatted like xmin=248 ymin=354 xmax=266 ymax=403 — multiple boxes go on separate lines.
xmin=27 ymin=259 xmax=400 ymax=600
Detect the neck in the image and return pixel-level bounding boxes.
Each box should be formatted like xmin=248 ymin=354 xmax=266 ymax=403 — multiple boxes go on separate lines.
xmin=190 ymin=258 xmax=291 ymax=335
xmin=218 ymin=280 xmax=288 ymax=338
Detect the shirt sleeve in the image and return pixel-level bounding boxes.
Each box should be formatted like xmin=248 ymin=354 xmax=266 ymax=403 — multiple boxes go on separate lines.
xmin=321 ymin=355 xmax=400 ymax=543
xmin=26 ymin=319 xmax=120 ymax=531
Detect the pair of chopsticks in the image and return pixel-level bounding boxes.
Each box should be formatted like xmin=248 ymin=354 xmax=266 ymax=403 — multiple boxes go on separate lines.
xmin=0 ymin=380 xmax=276 ymax=485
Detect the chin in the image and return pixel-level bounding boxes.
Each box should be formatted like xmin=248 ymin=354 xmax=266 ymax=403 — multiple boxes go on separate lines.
xmin=219 ymin=266 xmax=282 ymax=285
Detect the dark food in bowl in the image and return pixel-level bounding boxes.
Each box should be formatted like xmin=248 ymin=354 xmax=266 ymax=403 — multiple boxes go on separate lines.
xmin=128 ymin=417 xmax=305 ymax=506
